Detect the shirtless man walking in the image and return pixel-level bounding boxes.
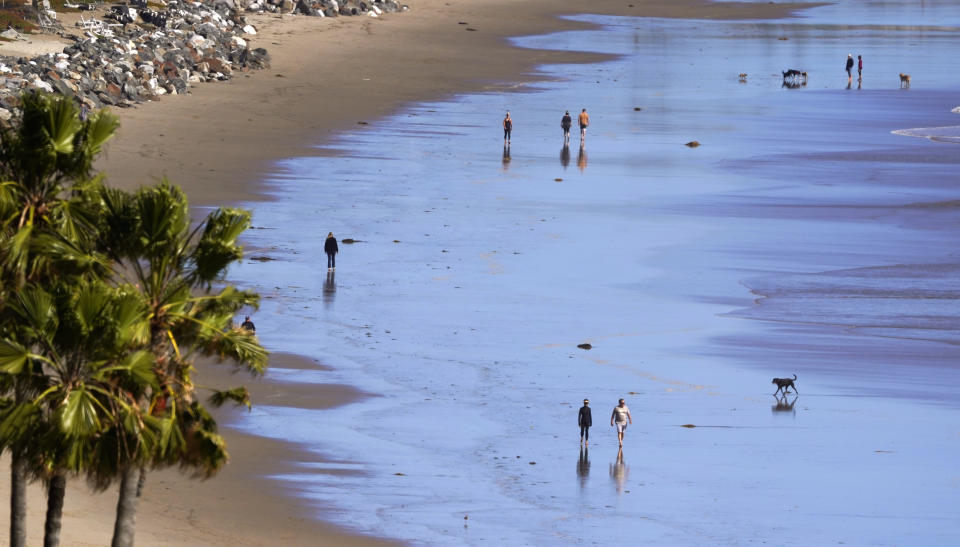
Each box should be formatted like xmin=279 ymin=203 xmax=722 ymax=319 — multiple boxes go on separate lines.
xmin=610 ymin=398 xmax=633 ymax=447
xmin=578 ymin=108 xmax=590 ymax=143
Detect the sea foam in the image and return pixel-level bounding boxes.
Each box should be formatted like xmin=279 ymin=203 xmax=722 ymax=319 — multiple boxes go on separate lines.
xmin=892 ymin=126 xmax=960 ymax=143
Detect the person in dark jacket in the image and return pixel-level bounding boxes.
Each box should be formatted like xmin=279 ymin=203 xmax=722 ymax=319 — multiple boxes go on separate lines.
xmin=845 ymin=53 xmax=854 ymax=82
xmin=578 ymin=399 xmax=592 ymax=445
xmin=240 ymin=316 xmax=255 ymax=333
xmin=561 ymin=110 xmax=572 ymax=145
xmin=324 ymin=232 xmax=338 ymax=271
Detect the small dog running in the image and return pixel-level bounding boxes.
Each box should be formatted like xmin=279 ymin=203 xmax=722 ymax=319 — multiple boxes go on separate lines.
xmin=772 ymin=374 xmax=798 ymax=395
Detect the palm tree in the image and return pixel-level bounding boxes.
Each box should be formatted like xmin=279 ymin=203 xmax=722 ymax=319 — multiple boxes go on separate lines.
xmin=1 ymin=280 xmax=156 ymax=547
xmin=0 ymin=92 xmax=118 ymax=547
xmin=95 ymin=182 xmax=267 ymax=547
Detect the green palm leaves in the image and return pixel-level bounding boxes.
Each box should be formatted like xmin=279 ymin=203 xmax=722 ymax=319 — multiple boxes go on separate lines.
xmin=0 ymin=92 xmax=267 ymax=546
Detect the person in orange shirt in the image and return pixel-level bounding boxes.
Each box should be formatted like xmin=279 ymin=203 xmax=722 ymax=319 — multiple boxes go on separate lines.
xmin=578 ymin=108 xmax=590 ymax=142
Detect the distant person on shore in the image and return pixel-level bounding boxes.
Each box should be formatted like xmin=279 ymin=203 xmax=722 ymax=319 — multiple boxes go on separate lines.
xmin=240 ymin=316 xmax=256 ymax=333
xmin=561 ymin=110 xmax=573 ymax=144
xmin=857 ymin=54 xmax=863 ymax=80
xmin=578 ymin=108 xmax=590 ymax=143
xmin=610 ymin=398 xmax=632 ymax=446
xmin=503 ymin=111 xmax=512 ymax=144
xmin=845 ymin=53 xmax=854 ymax=82
xmin=578 ymin=399 xmax=592 ymax=445
xmin=325 ymin=232 xmax=338 ymax=271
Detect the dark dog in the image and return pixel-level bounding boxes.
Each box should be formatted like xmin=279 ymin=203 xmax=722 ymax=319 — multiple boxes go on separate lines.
xmin=772 ymin=374 xmax=798 ymax=395
xmin=782 ymin=69 xmax=808 ymax=83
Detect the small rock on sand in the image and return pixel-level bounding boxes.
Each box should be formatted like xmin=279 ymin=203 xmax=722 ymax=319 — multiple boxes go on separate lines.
xmin=681 ymin=424 xmax=696 ymax=428
xmin=577 ymin=343 xmax=592 ymax=350
xmin=685 ymin=141 xmax=701 ymax=147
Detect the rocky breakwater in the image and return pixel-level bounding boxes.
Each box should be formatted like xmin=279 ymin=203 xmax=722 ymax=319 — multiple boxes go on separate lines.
xmin=244 ymin=0 xmax=406 ymax=17
xmin=0 ymin=0 xmax=409 ymax=125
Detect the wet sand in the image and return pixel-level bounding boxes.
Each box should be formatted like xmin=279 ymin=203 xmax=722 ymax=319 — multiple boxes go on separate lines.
xmin=220 ymin=3 xmax=960 ymax=544
xmin=95 ymin=0 xmax=818 ymax=206
xmin=2 ymin=0 xmax=830 ymax=545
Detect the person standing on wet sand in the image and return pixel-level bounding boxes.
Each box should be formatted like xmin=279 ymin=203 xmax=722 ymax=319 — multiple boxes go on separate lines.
xmin=561 ymin=110 xmax=573 ymax=145
xmin=578 ymin=399 xmax=592 ymax=445
xmin=503 ymin=111 xmax=512 ymax=144
xmin=578 ymin=108 xmax=590 ymax=143
xmin=324 ymin=232 xmax=338 ymax=271
xmin=845 ymin=53 xmax=854 ymax=82
xmin=857 ymin=54 xmax=863 ymax=80
xmin=610 ymin=398 xmax=632 ymax=447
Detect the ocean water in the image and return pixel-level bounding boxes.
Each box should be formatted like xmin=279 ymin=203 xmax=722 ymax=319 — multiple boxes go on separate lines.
xmin=227 ymin=1 xmax=960 ymax=544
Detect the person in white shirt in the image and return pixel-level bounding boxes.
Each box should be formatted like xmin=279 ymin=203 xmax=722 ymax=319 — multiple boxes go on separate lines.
xmin=610 ymin=398 xmax=633 ymax=447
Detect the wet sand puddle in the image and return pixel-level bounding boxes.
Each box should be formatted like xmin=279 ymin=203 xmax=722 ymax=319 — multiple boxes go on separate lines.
xmin=229 ymin=2 xmax=960 ymax=544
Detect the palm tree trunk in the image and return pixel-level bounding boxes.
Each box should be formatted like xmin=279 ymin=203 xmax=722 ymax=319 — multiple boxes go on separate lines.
xmin=9 ymin=453 xmax=27 ymax=547
xmin=136 ymin=467 xmax=146 ymax=498
xmin=43 ymin=472 xmax=66 ymax=547
xmin=111 ymin=466 xmax=140 ymax=547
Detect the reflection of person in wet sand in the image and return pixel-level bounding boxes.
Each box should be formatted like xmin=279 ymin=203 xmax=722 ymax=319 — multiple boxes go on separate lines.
xmin=577 ymin=446 xmax=590 ymax=488
xmin=610 ymin=398 xmax=632 ymax=446
xmin=609 ymin=447 xmax=628 ymax=493
xmin=502 ymin=143 xmax=511 ymax=170
xmin=560 ymin=145 xmax=570 ymax=168
xmin=322 ymin=270 xmax=336 ymax=305
xmin=577 ymin=146 xmax=587 ymax=172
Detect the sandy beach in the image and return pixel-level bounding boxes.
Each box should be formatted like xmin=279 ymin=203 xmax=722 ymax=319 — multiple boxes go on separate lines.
xmin=4 ymin=0 xmax=960 ymax=544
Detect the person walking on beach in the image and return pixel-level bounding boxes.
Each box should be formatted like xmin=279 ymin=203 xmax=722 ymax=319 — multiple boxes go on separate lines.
xmin=578 ymin=399 xmax=593 ymax=445
xmin=845 ymin=53 xmax=854 ymax=82
xmin=503 ymin=111 xmax=512 ymax=144
xmin=561 ymin=110 xmax=573 ymax=145
xmin=240 ymin=316 xmax=256 ymax=333
xmin=324 ymin=232 xmax=338 ymax=271
xmin=578 ymin=108 xmax=590 ymax=143
xmin=610 ymin=398 xmax=632 ymax=447
xmin=857 ymin=54 xmax=863 ymax=80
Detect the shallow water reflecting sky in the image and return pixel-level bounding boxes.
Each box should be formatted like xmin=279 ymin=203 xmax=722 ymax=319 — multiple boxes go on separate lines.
xmin=228 ymin=1 xmax=960 ymax=543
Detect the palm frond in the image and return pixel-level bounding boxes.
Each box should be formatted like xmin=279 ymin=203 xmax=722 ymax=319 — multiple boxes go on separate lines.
xmin=207 ymin=387 xmax=251 ymax=410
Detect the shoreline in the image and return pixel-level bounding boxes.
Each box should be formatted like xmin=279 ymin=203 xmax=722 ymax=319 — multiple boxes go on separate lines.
xmin=94 ymin=0 xmax=817 ymax=207
xmin=3 ymin=0 xmax=827 ymax=544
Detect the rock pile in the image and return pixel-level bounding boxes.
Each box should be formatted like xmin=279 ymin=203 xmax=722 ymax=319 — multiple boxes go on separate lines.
xmin=0 ymin=0 xmax=409 ymax=125
xmin=244 ymin=0 xmax=406 ymax=17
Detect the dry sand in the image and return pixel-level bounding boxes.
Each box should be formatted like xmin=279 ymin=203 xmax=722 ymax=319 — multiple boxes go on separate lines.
xmin=2 ymin=0 xmax=820 ymax=544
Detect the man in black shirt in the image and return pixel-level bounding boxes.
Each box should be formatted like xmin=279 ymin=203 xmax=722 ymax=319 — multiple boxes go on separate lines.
xmin=241 ymin=316 xmax=256 ymax=333
xmin=578 ymin=399 xmax=592 ymax=445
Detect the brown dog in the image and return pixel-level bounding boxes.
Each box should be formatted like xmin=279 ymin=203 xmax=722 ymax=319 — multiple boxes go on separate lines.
xmin=772 ymin=374 xmax=798 ymax=395
xmin=899 ymin=73 xmax=911 ymax=88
